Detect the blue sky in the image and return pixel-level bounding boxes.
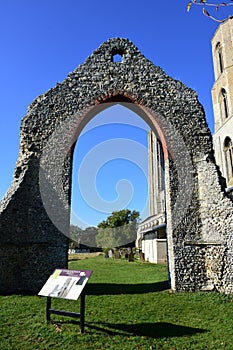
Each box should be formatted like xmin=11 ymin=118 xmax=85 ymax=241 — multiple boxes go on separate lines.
xmin=71 ymin=105 xmax=149 ymax=228
xmin=0 ymin=1 xmax=232 ymax=227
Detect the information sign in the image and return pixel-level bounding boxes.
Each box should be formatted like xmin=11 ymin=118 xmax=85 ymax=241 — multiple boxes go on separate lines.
xmin=38 ymin=269 xmax=92 ymax=300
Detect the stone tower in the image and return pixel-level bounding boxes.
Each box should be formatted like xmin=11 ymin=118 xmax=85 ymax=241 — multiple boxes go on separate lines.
xmin=212 ymin=18 xmax=233 ymax=189
xmin=136 ymin=130 xmax=166 ymax=264
xmin=147 ymin=130 xmax=165 ymax=217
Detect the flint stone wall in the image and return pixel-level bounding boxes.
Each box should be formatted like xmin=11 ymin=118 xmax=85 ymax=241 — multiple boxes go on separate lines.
xmin=0 ymin=38 xmax=233 ymax=294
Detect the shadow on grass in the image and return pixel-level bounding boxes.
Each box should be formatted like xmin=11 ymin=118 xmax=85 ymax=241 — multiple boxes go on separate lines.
xmin=86 ymin=281 xmax=169 ymax=295
xmin=0 ymin=281 xmax=168 ymax=297
xmin=86 ymin=321 xmax=207 ymax=338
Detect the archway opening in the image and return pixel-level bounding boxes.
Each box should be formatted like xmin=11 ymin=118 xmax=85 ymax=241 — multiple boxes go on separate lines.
xmin=69 ymin=101 xmax=168 ymax=271
xmin=216 ymin=42 xmax=224 ymax=75
xmin=224 ymin=136 xmax=233 ymax=185
xmin=219 ymin=88 xmax=229 ymax=120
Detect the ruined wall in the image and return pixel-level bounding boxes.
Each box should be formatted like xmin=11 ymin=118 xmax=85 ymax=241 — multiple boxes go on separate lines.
xmin=0 ymin=38 xmax=233 ymax=294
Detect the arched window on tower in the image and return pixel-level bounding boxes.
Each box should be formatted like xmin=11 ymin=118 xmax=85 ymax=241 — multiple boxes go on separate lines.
xmin=219 ymin=88 xmax=229 ymax=120
xmin=157 ymin=140 xmax=165 ymax=193
xmin=224 ymin=137 xmax=233 ymax=183
xmin=216 ymin=42 xmax=224 ymax=75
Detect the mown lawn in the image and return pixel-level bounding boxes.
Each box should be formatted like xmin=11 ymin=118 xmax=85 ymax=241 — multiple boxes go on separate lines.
xmin=1 ymin=254 xmax=233 ymax=349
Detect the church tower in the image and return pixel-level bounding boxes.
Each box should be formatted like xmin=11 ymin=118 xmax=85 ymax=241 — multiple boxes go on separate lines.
xmin=136 ymin=130 xmax=166 ymax=264
xmin=148 ymin=130 xmax=165 ymax=217
xmin=212 ymin=18 xmax=233 ymax=189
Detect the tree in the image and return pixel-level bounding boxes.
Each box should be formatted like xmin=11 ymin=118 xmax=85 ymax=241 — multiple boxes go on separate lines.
xmin=96 ymin=209 xmax=140 ymax=249
xmin=69 ymin=224 xmax=83 ymax=248
xmin=69 ymin=224 xmax=98 ymax=248
xmin=187 ymin=1 xmax=233 ymax=22
xmin=97 ymin=209 xmax=139 ymax=228
xmin=81 ymin=227 xmax=98 ymax=248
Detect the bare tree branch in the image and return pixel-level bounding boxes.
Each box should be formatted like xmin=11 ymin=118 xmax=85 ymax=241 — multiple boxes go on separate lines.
xmin=187 ymin=1 xmax=233 ymax=22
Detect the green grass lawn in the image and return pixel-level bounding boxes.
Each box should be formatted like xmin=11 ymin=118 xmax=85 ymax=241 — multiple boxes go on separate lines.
xmin=1 ymin=254 xmax=233 ymax=349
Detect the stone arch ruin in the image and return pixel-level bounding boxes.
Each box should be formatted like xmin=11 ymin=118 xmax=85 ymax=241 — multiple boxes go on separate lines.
xmin=0 ymin=38 xmax=233 ymax=294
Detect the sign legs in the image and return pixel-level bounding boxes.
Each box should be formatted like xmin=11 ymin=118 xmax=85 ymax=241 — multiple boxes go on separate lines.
xmin=46 ymin=289 xmax=86 ymax=333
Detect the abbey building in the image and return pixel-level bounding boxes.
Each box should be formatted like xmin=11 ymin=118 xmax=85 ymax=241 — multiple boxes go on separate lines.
xmin=212 ymin=18 xmax=233 ymax=191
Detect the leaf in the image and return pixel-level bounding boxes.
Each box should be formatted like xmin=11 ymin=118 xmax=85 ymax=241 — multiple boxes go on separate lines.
xmin=187 ymin=1 xmax=192 ymax=11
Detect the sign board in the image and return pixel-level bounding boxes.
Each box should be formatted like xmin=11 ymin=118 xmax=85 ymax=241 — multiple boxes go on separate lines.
xmin=38 ymin=269 xmax=92 ymax=300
